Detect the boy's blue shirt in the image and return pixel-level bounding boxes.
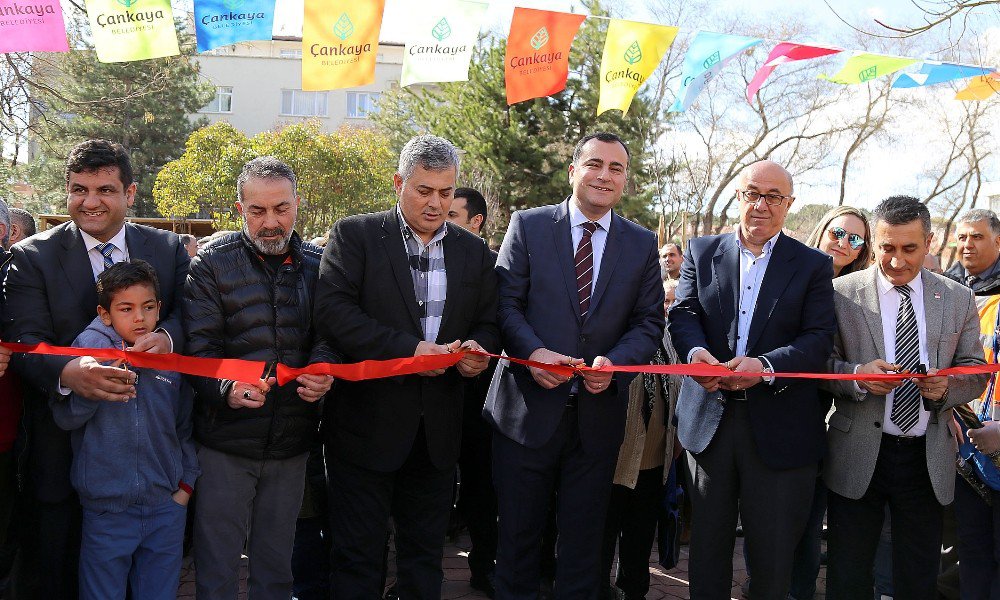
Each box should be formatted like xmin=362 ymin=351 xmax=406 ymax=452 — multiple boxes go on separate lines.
xmin=50 ymin=316 xmax=200 ymax=512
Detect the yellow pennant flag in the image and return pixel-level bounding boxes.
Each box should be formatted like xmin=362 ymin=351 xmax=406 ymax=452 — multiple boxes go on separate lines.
xmin=85 ymin=0 xmax=179 ymax=62
xmin=955 ymin=74 xmax=1000 ymax=100
xmin=598 ymin=19 xmax=678 ymax=115
xmin=302 ymin=0 xmax=386 ymax=91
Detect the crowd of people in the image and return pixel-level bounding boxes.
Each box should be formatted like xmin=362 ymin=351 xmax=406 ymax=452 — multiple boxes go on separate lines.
xmin=0 ymin=131 xmax=999 ymax=600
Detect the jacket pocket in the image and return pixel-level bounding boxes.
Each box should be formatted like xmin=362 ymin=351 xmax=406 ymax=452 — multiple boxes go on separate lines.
xmin=828 ymin=410 xmax=852 ymax=433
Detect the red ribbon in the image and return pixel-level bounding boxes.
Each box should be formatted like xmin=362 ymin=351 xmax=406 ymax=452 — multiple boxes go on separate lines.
xmin=2 ymin=342 xmax=995 ymax=386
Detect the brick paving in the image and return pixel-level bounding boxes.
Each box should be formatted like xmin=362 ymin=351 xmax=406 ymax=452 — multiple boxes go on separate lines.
xmin=177 ymin=533 xmax=827 ymax=599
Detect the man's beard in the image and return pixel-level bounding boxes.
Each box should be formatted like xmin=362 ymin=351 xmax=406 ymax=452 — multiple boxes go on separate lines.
xmin=244 ymin=222 xmax=293 ymax=255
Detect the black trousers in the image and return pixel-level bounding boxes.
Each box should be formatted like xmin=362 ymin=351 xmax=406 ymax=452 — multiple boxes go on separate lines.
xmin=12 ymin=492 xmax=81 ymax=599
xmin=826 ymin=434 xmax=943 ymax=600
xmin=600 ymin=465 xmax=664 ymax=599
xmin=326 ymin=422 xmax=455 ymax=600
xmin=493 ymin=408 xmax=618 ymax=600
xmin=457 ymin=400 xmax=498 ymax=580
xmin=954 ymin=473 xmax=1000 ymax=599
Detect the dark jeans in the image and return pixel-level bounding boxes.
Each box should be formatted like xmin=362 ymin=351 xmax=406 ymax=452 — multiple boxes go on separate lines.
xmin=291 ymin=516 xmax=329 ymax=600
xmin=954 ymin=473 xmax=1000 ymax=599
xmin=601 ymin=466 xmax=664 ymax=599
xmin=827 ymin=434 xmax=943 ymax=600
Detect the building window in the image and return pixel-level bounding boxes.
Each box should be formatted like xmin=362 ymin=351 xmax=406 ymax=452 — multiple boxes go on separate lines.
xmin=280 ymin=90 xmax=328 ymax=117
xmin=346 ymin=92 xmax=380 ymax=119
xmin=279 ymin=49 xmax=302 ymax=59
xmin=200 ymin=86 xmax=233 ymax=113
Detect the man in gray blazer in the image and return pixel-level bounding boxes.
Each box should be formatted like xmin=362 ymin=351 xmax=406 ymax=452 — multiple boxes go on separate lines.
xmin=824 ymin=195 xmax=987 ymax=599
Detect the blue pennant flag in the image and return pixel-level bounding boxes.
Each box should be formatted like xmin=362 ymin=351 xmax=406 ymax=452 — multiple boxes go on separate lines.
xmin=195 ymin=0 xmax=276 ymax=53
xmin=893 ymin=61 xmax=995 ymax=88
xmin=670 ymin=31 xmax=762 ymax=112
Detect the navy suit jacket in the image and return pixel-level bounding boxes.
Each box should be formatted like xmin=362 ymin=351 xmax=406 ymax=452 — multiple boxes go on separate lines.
xmin=484 ymin=200 xmax=664 ymax=455
xmin=667 ymin=232 xmax=835 ymax=470
xmin=2 ymin=221 xmax=189 ymax=501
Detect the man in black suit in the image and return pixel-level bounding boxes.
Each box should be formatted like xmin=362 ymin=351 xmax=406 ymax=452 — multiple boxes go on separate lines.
xmin=484 ymin=132 xmax=664 ymax=599
xmin=668 ymin=160 xmax=836 ymax=598
xmin=314 ymin=135 xmax=499 ymax=600
xmin=2 ymin=140 xmax=189 ymax=599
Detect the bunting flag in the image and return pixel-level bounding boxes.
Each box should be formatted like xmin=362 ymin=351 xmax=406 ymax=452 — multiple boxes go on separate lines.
xmin=85 ymin=0 xmax=180 ymax=62
xmin=669 ymin=31 xmax=762 ymax=113
xmin=0 ymin=0 xmax=69 ymax=53
xmin=194 ymin=0 xmax=276 ymax=53
xmin=597 ymin=19 xmax=678 ymax=115
xmin=955 ymin=73 xmax=1000 ymax=100
xmin=302 ymin=0 xmax=385 ymax=91
xmin=746 ymin=42 xmax=842 ymax=103
xmin=893 ymin=61 xmax=994 ymax=88
xmin=400 ymin=0 xmax=488 ymax=87
xmin=820 ymin=53 xmax=917 ymax=84
xmin=504 ymin=7 xmax=586 ymax=105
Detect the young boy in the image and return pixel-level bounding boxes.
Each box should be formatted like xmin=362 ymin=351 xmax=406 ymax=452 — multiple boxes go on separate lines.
xmin=51 ymin=260 xmax=198 ymax=600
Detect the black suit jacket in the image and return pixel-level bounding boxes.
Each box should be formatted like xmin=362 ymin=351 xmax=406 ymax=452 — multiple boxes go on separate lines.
xmin=2 ymin=221 xmax=189 ymax=501
xmin=314 ymin=209 xmax=499 ymax=472
xmin=668 ymin=232 xmax=835 ymax=470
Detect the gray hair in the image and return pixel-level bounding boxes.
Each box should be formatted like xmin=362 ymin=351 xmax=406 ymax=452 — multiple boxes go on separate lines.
xmin=0 ymin=198 xmax=10 ymax=248
xmin=958 ymin=209 xmax=1000 ymax=237
xmin=397 ymin=135 xmax=460 ymax=181
xmin=237 ymin=156 xmax=297 ymax=203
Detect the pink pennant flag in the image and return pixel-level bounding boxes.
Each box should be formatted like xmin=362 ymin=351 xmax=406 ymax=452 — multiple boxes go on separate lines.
xmin=0 ymin=0 xmax=69 ymax=53
xmin=746 ymin=42 xmax=841 ymax=103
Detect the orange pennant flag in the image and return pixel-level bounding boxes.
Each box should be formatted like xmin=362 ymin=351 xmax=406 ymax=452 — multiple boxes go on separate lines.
xmin=505 ymin=7 xmax=586 ymax=105
xmin=955 ymin=73 xmax=1000 ymax=100
xmin=302 ymin=0 xmax=386 ymax=91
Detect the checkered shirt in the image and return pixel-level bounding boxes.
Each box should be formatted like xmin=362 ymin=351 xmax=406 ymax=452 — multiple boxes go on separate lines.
xmin=397 ymin=206 xmax=448 ymax=342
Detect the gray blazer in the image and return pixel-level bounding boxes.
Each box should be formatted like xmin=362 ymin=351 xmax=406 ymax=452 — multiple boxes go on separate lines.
xmin=823 ymin=266 xmax=987 ymax=504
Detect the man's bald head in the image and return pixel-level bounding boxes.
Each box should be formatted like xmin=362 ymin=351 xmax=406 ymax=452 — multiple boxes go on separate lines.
xmin=737 ymin=160 xmax=794 ymax=197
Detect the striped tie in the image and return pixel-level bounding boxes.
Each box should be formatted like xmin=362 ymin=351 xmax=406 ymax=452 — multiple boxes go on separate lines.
xmin=97 ymin=242 xmax=116 ymax=271
xmin=890 ymin=284 xmax=921 ymax=433
xmin=575 ymin=222 xmax=598 ymax=318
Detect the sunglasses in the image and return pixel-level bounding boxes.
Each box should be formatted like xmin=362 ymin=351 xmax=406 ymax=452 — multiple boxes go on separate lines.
xmin=827 ymin=226 xmax=865 ymax=250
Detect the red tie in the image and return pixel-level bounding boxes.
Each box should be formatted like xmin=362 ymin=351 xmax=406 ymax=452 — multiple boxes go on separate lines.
xmin=575 ymin=222 xmax=598 ymax=318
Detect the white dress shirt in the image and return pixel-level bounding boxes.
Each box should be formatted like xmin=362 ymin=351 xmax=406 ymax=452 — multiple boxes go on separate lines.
xmin=80 ymin=226 xmax=129 ymax=280
xmin=875 ymin=269 xmax=931 ymax=437
xmin=569 ymin=201 xmax=612 ymax=297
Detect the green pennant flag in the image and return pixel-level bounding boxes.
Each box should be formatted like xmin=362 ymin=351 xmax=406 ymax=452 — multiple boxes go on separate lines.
xmin=85 ymin=0 xmax=179 ymax=62
xmin=820 ymin=53 xmax=917 ymax=85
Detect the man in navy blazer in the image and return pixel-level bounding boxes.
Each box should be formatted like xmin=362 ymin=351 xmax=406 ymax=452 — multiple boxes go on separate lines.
xmin=2 ymin=139 xmax=189 ymax=599
xmin=668 ymin=160 xmax=835 ymax=598
xmin=484 ymin=132 xmax=664 ymax=599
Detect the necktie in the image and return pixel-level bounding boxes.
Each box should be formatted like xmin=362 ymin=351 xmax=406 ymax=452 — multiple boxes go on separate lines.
xmin=575 ymin=222 xmax=598 ymax=318
xmin=97 ymin=242 xmax=116 ymax=270
xmin=890 ymin=284 xmax=921 ymax=433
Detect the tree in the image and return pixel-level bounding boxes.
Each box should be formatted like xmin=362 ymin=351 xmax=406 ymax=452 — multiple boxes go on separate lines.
xmin=374 ymin=0 xmax=671 ymax=231
xmin=27 ymin=21 xmax=215 ymax=217
xmin=153 ymin=121 xmax=397 ymax=239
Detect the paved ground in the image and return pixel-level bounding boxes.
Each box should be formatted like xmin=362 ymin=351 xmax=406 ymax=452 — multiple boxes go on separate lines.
xmin=177 ymin=533 xmax=827 ymax=599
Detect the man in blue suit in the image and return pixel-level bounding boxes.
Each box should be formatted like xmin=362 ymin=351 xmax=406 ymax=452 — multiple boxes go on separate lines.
xmin=668 ymin=160 xmax=836 ymax=599
xmin=484 ymin=132 xmax=664 ymax=599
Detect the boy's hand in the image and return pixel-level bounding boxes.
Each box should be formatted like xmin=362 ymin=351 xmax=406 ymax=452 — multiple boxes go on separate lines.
xmin=172 ymin=489 xmax=190 ymax=506
xmin=129 ymin=331 xmax=171 ymax=354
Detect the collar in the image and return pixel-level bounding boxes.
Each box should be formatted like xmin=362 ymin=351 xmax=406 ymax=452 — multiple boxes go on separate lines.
xmin=876 ymin=268 xmax=923 ymax=297
xmin=80 ymin=224 xmax=127 ymax=253
xmin=568 ymin=200 xmax=613 ymax=232
xmin=396 ymin=204 xmax=447 ymax=245
xmin=970 ymin=255 xmax=1000 ymax=282
xmin=735 ymin=230 xmax=781 ymax=256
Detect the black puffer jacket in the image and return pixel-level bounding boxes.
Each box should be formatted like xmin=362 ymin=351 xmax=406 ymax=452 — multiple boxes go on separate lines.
xmin=183 ymin=231 xmax=335 ymax=459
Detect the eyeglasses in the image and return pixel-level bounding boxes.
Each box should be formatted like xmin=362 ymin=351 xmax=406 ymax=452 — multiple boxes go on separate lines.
xmin=827 ymin=226 xmax=865 ymax=250
xmin=737 ymin=189 xmax=793 ymax=206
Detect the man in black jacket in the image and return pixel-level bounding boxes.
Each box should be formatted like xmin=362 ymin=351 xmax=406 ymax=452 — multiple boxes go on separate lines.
xmin=183 ymin=156 xmax=334 ymax=600
xmin=315 ymin=135 xmax=499 ymax=600
xmin=943 ymin=208 xmax=1000 ymax=295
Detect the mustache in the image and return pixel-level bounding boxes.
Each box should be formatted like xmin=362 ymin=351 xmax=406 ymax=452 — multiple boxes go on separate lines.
xmin=256 ymin=227 xmax=286 ymax=238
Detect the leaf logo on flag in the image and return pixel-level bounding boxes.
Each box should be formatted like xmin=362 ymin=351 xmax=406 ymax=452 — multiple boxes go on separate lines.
xmin=859 ymin=66 xmax=877 ymax=81
xmin=432 ymin=17 xmax=452 ymax=41
xmin=116 ymin=0 xmax=139 ymax=8
xmin=530 ymin=27 xmax=550 ymax=50
xmin=333 ymin=12 xmax=354 ymax=41
xmin=702 ymin=51 xmax=721 ymax=70
xmin=624 ymin=41 xmax=642 ymax=65
xmin=223 ymin=0 xmax=244 ymax=10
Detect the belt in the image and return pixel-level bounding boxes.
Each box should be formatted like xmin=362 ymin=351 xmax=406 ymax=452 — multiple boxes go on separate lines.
xmin=882 ymin=432 xmax=925 ymax=445
xmin=566 ymin=393 xmax=578 ymax=409
xmin=722 ymin=390 xmax=747 ymax=401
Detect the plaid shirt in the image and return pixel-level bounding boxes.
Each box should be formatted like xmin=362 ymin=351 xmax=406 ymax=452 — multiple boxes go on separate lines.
xmin=397 ymin=205 xmax=448 ymax=342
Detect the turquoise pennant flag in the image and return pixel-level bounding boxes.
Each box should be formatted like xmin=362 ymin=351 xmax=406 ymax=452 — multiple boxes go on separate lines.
xmin=670 ymin=31 xmax=762 ymax=112
xmin=194 ymin=0 xmax=276 ymax=53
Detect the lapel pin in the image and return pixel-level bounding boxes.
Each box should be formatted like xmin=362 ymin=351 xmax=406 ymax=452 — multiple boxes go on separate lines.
xmin=934 ymin=292 xmax=941 ymax=299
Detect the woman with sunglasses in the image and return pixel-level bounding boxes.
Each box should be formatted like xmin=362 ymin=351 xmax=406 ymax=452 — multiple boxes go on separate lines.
xmin=805 ymin=206 xmax=872 ymax=277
